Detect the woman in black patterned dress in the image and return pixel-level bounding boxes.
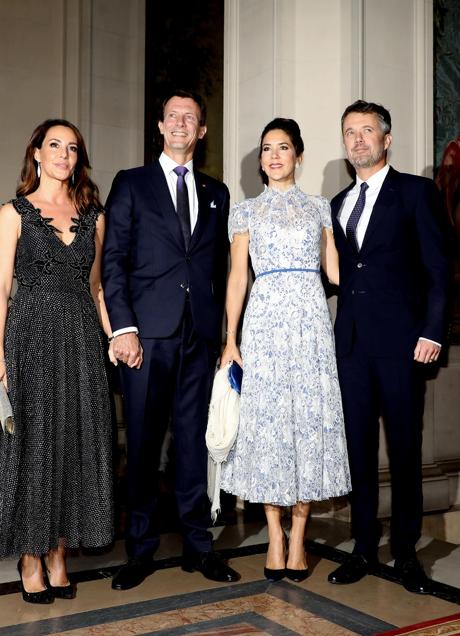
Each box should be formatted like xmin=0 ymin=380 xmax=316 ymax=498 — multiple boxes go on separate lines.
xmin=0 ymin=120 xmax=115 ymax=603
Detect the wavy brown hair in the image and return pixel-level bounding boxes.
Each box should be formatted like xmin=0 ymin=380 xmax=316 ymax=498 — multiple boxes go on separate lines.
xmin=16 ymin=119 xmax=103 ymax=215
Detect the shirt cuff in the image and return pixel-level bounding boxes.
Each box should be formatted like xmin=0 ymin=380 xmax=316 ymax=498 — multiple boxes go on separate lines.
xmin=419 ymin=337 xmax=442 ymax=348
xmin=112 ymin=326 xmax=139 ymax=338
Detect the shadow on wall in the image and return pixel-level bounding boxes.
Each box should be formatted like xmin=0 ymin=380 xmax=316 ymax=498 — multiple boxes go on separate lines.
xmin=320 ymin=158 xmax=355 ymax=200
xmin=240 ymin=147 xmax=263 ymax=200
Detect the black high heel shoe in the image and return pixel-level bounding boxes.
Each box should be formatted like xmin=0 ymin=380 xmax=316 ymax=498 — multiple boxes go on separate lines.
xmin=264 ymin=566 xmax=286 ymax=581
xmin=41 ymin=557 xmax=75 ymax=599
xmin=264 ymin=531 xmax=287 ymax=582
xmin=17 ymin=559 xmax=54 ymax=604
xmin=285 ymin=532 xmax=309 ymax=582
xmin=285 ymin=566 xmax=309 ymax=582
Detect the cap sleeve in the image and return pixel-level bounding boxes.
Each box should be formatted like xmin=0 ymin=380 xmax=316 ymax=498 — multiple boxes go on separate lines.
xmin=319 ymin=196 xmax=332 ymax=230
xmin=228 ymin=200 xmax=250 ymax=242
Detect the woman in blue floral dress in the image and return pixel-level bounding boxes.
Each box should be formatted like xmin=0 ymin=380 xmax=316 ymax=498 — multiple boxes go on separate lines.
xmin=220 ymin=119 xmax=351 ymax=582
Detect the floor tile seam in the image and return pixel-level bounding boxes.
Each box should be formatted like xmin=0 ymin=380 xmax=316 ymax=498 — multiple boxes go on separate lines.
xmin=250 ymin=595 xmax=360 ymax=635
xmin=0 ymin=581 xmax=271 ymax=635
xmin=0 ymin=579 xmax=396 ymax=636
xmin=43 ymin=593 xmax=275 ymax=636
xmin=136 ymin=611 xmax=311 ymax=636
xmin=269 ymin=581 xmax=396 ymax=634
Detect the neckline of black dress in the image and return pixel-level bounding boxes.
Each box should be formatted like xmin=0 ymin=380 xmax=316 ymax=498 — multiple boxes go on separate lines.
xmin=19 ymin=196 xmax=80 ymax=248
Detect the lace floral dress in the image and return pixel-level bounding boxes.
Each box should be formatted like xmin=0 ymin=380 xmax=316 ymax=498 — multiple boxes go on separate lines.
xmin=220 ymin=186 xmax=351 ymax=505
xmin=0 ymin=197 xmax=113 ymax=557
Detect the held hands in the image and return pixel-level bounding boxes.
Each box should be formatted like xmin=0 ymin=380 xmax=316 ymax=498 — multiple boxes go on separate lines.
xmin=220 ymin=343 xmax=243 ymax=369
xmin=110 ymin=333 xmax=143 ymax=369
xmin=414 ymin=339 xmax=441 ymax=364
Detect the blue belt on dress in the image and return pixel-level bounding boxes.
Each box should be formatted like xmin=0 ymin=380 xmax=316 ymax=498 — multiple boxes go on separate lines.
xmin=256 ymin=267 xmax=320 ymax=278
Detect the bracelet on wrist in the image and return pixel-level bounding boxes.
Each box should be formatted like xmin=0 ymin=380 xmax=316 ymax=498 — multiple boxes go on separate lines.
xmin=107 ymin=335 xmax=115 ymax=343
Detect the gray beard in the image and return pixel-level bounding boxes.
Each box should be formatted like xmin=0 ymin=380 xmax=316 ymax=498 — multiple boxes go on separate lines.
xmin=348 ymin=148 xmax=385 ymax=169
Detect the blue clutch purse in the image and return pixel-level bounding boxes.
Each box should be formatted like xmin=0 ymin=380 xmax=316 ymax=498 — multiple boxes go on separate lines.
xmin=228 ymin=361 xmax=243 ymax=394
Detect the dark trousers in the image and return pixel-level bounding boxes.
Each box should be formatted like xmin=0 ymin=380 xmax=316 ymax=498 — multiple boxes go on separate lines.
xmin=337 ymin=333 xmax=424 ymax=562
xmin=119 ymin=302 xmax=217 ymax=559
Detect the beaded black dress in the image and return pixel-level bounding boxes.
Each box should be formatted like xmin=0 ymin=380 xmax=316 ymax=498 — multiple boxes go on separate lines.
xmin=0 ymin=197 xmax=113 ymax=557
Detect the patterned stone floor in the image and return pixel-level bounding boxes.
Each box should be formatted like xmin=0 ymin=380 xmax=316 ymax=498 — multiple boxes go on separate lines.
xmin=0 ymin=516 xmax=459 ymax=635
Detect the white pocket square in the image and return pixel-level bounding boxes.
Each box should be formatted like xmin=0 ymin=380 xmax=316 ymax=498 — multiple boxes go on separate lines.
xmin=210 ymin=201 xmax=217 ymax=208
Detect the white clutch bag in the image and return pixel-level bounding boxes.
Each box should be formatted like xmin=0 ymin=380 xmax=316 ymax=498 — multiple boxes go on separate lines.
xmin=0 ymin=383 xmax=14 ymax=434
xmin=206 ymin=362 xmax=241 ymax=523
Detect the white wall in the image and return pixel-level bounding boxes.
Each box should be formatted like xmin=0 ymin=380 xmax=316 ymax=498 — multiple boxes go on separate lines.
xmin=0 ymin=0 xmax=145 ymax=204
xmin=224 ymin=0 xmax=433 ymax=204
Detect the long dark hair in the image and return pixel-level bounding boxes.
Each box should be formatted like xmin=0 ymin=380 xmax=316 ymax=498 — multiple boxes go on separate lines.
xmin=258 ymin=118 xmax=304 ymax=185
xmin=16 ymin=119 xmax=103 ymax=215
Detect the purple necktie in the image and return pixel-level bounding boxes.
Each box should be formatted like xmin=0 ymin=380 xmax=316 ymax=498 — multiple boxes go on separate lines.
xmin=173 ymin=166 xmax=191 ymax=249
xmin=346 ymin=181 xmax=369 ymax=251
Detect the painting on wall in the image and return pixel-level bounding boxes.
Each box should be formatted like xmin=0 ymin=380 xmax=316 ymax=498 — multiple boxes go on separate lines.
xmin=434 ymin=0 xmax=460 ymax=343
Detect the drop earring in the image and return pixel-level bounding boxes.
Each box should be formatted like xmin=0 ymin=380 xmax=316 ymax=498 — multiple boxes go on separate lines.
xmin=71 ymin=172 xmax=75 ymax=186
xmin=37 ymin=162 xmax=41 ymax=179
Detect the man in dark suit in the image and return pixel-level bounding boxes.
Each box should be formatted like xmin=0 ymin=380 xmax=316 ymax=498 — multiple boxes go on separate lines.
xmin=327 ymin=100 xmax=448 ymax=594
xmin=103 ymin=90 xmax=239 ymax=590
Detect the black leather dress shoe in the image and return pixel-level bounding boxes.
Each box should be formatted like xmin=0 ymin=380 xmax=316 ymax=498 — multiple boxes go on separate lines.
xmin=328 ymin=554 xmax=372 ymax=585
xmin=394 ymin=557 xmax=432 ymax=594
xmin=182 ymin=551 xmax=240 ymax=582
xmin=111 ymin=558 xmax=155 ymax=591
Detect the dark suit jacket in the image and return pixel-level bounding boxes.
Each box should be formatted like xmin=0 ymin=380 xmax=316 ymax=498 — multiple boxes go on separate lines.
xmin=331 ymin=167 xmax=448 ymax=357
xmin=102 ymin=160 xmax=229 ymax=341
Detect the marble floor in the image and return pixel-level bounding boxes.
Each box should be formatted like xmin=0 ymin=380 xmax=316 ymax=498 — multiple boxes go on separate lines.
xmin=0 ymin=514 xmax=460 ymax=635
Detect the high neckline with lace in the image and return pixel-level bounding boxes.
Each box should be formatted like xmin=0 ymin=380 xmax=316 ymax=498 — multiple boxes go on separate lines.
xmin=264 ymin=184 xmax=299 ymax=196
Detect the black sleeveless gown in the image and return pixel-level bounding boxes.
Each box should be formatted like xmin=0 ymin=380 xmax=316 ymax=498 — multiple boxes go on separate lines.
xmin=0 ymin=197 xmax=113 ymax=557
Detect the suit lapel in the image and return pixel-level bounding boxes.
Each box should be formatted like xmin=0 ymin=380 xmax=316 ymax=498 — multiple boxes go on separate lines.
xmin=190 ymin=171 xmax=211 ymax=250
xmin=332 ymin=184 xmax=354 ymax=251
xmin=360 ymin=168 xmax=399 ymax=254
xmin=148 ymin=161 xmax=185 ymax=249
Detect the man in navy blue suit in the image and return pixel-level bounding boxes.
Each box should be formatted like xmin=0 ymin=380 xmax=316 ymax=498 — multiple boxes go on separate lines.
xmin=103 ymin=90 xmax=239 ymax=590
xmin=327 ymin=100 xmax=448 ymax=594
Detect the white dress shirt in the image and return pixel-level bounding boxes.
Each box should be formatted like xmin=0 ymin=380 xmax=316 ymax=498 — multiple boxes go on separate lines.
xmin=338 ymin=164 xmax=390 ymax=249
xmin=111 ymin=153 xmax=198 ymax=338
xmin=337 ymin=163 xmax=440 ymax=348
xmin=159 ymin=151 xmax=199 ymax=232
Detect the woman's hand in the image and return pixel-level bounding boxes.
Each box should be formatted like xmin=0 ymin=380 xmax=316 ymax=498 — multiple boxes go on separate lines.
xmin=0 ymin=361 xmax=8 ymax=391
xmin=220 ymin=343 xmax=243 ymax=369
xmin=108 ymin=340 xmax=118 ymax=366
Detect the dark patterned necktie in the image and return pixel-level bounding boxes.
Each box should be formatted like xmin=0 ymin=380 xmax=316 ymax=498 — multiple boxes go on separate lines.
xmin=346 ymin=181 xmax=369 ymax=251
xmin=173 ymin=166 xmax=191 ymax=249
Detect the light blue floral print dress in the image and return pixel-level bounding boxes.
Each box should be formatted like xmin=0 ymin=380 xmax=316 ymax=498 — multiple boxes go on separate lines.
xmin=220 ymin=185 xmax=351 ymax=505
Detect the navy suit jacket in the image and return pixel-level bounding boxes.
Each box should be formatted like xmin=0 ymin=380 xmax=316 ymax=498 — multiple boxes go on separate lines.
xmin=331 ymin=167 xmax=448 ymax=357
xmin=102 ymin=160 xmax=229 ymax=341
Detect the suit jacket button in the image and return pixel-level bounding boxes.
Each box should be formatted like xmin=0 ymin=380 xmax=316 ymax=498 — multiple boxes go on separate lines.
xmin=351 ymin=290 xmax=355 ymax=295
xmin=357 ymin=262 xmax=363 ymax=268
